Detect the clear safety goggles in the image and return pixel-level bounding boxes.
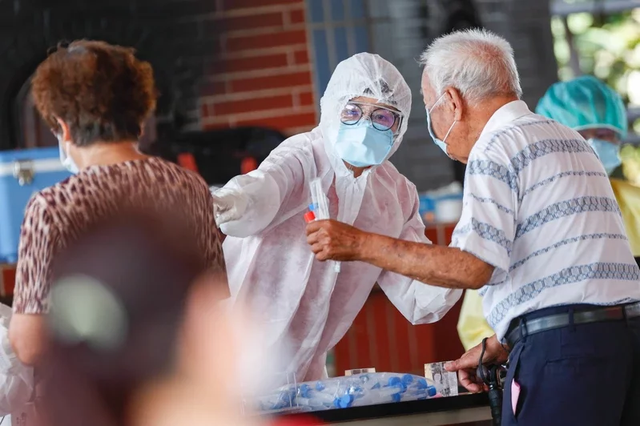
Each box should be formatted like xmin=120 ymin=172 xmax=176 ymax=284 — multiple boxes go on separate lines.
xmin=340 ymin=102 xmax=402 ymax=132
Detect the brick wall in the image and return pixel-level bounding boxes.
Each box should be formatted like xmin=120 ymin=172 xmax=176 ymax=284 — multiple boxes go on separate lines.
xmin=197 ymin=0 xmax=318 ymax=136
xmin=0 ymin=0 xmax=318 ymax=147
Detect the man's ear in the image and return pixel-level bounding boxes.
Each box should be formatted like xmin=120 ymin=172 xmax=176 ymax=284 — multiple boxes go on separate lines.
xmin=54 ymin=116 xmax=71 ymax=141
xmin=444 ymin=87 xmax=465 ymax=121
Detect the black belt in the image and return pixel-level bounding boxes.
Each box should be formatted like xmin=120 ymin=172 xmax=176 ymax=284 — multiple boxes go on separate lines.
xmin=505 ymin=302 xmax=640 ymax=348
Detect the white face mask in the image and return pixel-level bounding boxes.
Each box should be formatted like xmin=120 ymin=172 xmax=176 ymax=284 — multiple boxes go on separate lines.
xmin=57 ymin=135 xmax=79 ymax=174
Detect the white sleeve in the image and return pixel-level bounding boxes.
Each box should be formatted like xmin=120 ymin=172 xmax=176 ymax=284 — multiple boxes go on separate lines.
xmin=377 ymin=191 xmax=462 ymax=325
xmin=450 ymin=146 xmax=518 ymax=273
xmin=0 ymin=304 xmax=34 ymax=416
xmin=215 ymin=134 xmax=315 ymax=237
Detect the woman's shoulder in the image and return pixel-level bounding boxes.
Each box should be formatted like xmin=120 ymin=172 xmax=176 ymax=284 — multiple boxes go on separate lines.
xmin=36 ymin=157 xmax=209 ymax=211
xmin=144 ymin=157 xmax=209 ymax=185
xmin=87 ymin=156 xmax=207 ymax=188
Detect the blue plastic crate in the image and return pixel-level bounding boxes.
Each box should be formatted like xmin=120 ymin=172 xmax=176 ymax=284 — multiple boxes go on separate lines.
xmin=0 ymin=147 xmax=71 ymax=263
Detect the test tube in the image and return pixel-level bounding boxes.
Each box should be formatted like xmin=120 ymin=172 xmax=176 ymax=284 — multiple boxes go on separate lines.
xmin=310 ymin=179 xmax=329 ymax=220
xmin=310 ymin=179 xmax=341 ymax=273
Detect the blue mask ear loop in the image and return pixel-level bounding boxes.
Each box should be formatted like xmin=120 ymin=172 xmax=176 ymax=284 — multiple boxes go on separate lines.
xmin=430 ymin=94 xmax=457 ymax=141
xmin=428 ymin=93 xmax=446 ymax=115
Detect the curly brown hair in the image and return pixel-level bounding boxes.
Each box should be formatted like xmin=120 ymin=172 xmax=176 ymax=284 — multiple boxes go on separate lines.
xmin=31 ymin=40 xmax=157 ymax=147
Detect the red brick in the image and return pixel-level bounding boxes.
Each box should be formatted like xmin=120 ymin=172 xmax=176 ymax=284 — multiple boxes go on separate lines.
xmin=223 ymin=0 xmax=302 ymax=11
xmin=289 ymin=8 xmax=305 ymax=24
xmin=201 ymin=103 xmax=212 ymax=118
xmin=294 ymin=49 xmax=309 ymax=64
xmin=235 ymin=112 xmax=317 ymax=130
xmin=223 ymin=12 xmax=284 ymax=31
xmin=217 ymin=53 xmax=289 ymax=74
xmin=201 ymin=81 xmax=226 ymax=97
xmin=299 ymin=91 xmax=314 ymax=106
xmin=1 ymin=265 xmax=15 ymax=297
xmin=230 ymin=71 xmax=312 ymax=92
xmin=226 ymin=30 xmax=307 ymax=52
xmin=213 ymin=94 xmax=293 ymax=115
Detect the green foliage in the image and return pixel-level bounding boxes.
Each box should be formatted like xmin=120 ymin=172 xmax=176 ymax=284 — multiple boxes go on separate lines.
xmin=551 ymin=8 xmax=640 ymax=145
xmin=621 ymin=143 xmax=640 ymax=184
xmin=551 ymin=9 xmax=640 ymax=102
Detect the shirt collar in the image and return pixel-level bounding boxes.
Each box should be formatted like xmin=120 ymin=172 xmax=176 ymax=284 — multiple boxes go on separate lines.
xmin=479 ymin=100 xmax=532 ymax=138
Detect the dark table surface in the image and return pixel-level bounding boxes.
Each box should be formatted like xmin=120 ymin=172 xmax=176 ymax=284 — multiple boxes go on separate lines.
xmin=280 ymin=393 xmax=489 ymax=423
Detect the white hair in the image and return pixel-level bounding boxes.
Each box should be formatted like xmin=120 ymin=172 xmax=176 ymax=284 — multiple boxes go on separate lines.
xmin=419 ymin=29 xmax=522 ymax=103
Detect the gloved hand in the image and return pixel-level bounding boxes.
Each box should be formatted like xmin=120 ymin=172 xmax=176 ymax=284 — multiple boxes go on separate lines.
xmin=211 ymin=187 xmax=248 ymax=225
xmin=0 ymin=304 xmax=34 ymax=416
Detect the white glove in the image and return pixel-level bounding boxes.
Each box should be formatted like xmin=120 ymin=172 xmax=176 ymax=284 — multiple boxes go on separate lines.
xmin=211 ymin=187 xmax=248 ymax=225
xmin=0 ymin=304 xmax=34 ymax=416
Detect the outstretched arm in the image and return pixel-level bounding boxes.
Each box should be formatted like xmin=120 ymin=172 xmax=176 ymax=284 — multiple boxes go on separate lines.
xmin=307 ymin=145 xmax=518 ymax=291
xmin=214 ymin=135 xmax=316 ymax=237
xmin=307 ymin=220 xmax=494 ymax=290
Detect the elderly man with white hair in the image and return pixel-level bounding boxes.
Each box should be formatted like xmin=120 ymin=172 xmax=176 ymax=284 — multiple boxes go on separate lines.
xmin=307 ymin=29 xmax=640 ymax=425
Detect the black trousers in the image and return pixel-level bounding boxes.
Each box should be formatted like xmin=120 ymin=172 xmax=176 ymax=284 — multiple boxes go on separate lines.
xmin=502 ymin=304 xmax=640 ymax=426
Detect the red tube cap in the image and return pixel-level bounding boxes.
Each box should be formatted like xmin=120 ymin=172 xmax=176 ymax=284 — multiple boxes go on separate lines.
xmin=304 ymin=211 xmax=316 ymax=223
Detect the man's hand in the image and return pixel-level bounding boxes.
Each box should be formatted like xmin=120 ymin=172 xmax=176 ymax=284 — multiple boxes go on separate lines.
xmin=445 ymin=335 xmax=509 ymax=393
xmin=308 ymin=219 xmax=493 ymax=290
xmin=306 ymin=220 xmax=368 ymax=261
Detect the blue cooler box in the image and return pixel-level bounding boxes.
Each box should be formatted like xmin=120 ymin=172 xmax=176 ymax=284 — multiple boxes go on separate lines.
xmin=0 ymin=147 xmax=71 ymax=263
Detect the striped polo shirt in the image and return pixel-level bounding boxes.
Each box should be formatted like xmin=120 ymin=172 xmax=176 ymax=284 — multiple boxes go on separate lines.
xmin=451 ymin=100 xmax=640 ymax=340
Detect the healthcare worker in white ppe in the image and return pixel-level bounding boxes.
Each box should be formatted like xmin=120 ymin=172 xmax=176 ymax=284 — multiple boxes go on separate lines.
xmin=212 ymin=53 xmax=462 ymax=382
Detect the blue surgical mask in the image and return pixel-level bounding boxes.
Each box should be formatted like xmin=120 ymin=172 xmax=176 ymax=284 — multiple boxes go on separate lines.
xmin=335 ymin=120 xmax=394 ymax=168
xmin=588 ymin=138 xmax=621 ymax=175
xmin=57 ymin=135 xmax=79 ymax=174
xmin=426 ymin=94 xmax=456 ymax=155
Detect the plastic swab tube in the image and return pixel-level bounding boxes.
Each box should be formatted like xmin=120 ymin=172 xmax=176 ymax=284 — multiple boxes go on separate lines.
xmin=309 ymin=179 xmax=341 ymax=273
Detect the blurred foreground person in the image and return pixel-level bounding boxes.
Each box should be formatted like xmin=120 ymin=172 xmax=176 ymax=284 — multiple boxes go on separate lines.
xmin=212 ymin=52 xmax=461 ymax=382
xmin=40 ymin=214 xmax=255 ymax=426
xmin=10 ymin=40 xmax=226 ymax=369
xmin=134 ymin=275 xmax=324 ymax=426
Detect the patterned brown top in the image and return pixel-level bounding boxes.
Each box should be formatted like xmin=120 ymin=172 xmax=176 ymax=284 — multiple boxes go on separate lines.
xmin=13 ymin=157 xmax=226 ymax=314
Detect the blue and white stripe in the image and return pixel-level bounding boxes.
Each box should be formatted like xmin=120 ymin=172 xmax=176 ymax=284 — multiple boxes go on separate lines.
xmin=519 ymin=170 xmax=607 ymax=202
xmin=487 ymin=262 xmax=639 ymax=328
xmin=450 ymin=101 xmax=640 ymax=340
xmin=514 ymin=196 xmax=621 ymax=240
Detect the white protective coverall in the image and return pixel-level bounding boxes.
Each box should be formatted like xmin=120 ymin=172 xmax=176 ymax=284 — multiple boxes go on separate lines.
xmin=0 ymin=303 xmax=34 ymax=416
xmin=214 ymin=53 xmax=462 ymax=382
